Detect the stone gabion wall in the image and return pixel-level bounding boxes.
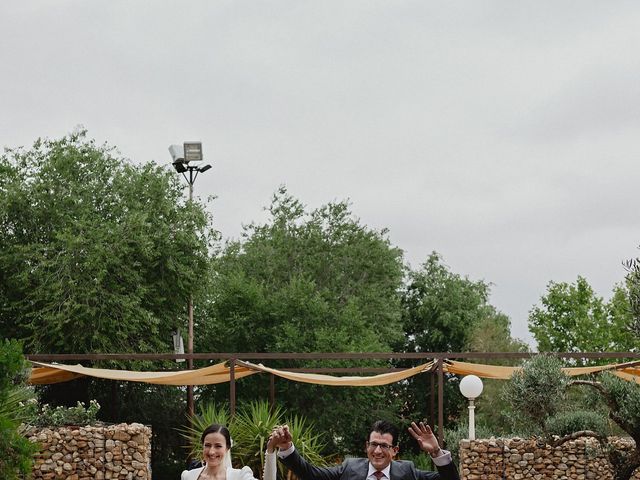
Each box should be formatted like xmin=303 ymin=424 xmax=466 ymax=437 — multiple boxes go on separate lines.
xmin=24 ymin=422 xmax=152 ymax=480
xmin=458 ymin=436 xmax=639 ymax=480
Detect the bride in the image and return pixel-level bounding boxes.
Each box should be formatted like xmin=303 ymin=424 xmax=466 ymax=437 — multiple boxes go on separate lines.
xmin=181 ymin=424 xmax=277 ymax=480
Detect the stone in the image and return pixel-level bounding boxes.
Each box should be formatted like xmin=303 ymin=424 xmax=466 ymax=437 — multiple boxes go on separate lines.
xmin=113 ymin=430 xmax=131 ymax=442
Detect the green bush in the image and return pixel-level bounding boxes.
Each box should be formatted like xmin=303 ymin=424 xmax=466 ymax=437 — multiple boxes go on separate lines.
xmin=544 ymin=410 xmax=608 ymax=438
xmin=501 ymin=355 xmax=569 ymax=434
xmin=0 ymin=339 xmax=38 ymax=479
xmin=25 ymin=400 xmax=101 ymax=427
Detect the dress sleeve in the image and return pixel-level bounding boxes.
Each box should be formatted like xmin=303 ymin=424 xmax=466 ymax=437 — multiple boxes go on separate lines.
xmin=233 ymin=465 xmax=258 ymax=480
xmin=263 ymin=451 xmax=277 ymax=480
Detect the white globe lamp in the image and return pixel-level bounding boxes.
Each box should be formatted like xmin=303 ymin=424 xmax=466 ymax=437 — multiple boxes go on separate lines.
xmin=459 ymin=375 xmax=484 ymax=440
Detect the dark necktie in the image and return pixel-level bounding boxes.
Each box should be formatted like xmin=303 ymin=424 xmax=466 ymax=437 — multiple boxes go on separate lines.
xmin=373 ymin=471 xmax=385 ymax=480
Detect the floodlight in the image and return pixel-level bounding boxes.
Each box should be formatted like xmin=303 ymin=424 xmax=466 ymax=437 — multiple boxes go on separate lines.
xmin=183 ymin=142 xmax=203 ymax=162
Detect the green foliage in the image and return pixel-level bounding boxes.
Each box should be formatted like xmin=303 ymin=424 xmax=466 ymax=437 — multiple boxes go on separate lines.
xmin=1 ymin=389 xmax=35 ymax=425
xmin=181 ymin=401 xmax=327 ymax=479
xmin=501 ymin=355 xmax=569 ymax=434
xmin=502 ymin=359 xmax=640 ymax=480
xmin=599 ymin=372 xmax=640 ymax=435
xmin=0 ymin=339 xmax=30 ymax=393
xmin=202 ymin=187 xmax=404 ymax=354
xmin=25 ymin=400 xmax=100 ymax=427
xmin=199 ymin=187 xmax=405 ymax=453
xmin=232 ymin=401 xmax=282 ymax=474
xmin=0 ymin=131 xmax=215 ymax=354
xmin=464 ymin=312 xmax=530 ymax=437
xmin=402 ymin=252 xmax=492 ymax=353
xmin=0 ymin=415 xmax=37 ymax=480
xmin=467 ymin=310 xmax=530 ymax=356
xmin=529 ymin=277 xmax=637 ymax=357
xmin=624 ymin=254 xmax=640 ymax=338
xmin=0 ymin=131 xmax=215 ymax=479
xmin=399 ymin=253 xmax=517 ymax=435
xmin=544 ymin=410 xmax=608 ymax=438
xmin=0 ymin=339 xmax=38 ymax=479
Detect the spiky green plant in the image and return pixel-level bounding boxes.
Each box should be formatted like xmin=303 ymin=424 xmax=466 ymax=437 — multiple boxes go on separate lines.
xmin=0 ymin=387 xmax=34 ymax=424
xmin=232 ymin=401 xmax=285 ymax=477
xmin=179 ymin=401 xmax=329 ymax=479
xmin=0 ymin=339 xmax=39 ymax=479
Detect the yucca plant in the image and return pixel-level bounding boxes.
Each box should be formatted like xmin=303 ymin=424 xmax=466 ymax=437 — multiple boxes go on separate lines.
xmin=0 ymin=387 xmax=34 ymax=424
xmin=179 ymin=401 xmax=329 ymax=479
xmin=285 ymin=414 xmax=328 ymax=468
xmin=232 ymin=401 xmax=285 ymax=477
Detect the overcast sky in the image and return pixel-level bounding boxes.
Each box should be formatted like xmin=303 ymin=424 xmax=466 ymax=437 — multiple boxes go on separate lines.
xmin=3 ymin=1 xmax=640 ymax=348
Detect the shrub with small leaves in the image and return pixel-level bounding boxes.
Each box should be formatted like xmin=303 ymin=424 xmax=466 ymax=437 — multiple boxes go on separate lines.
xmin=544 ymin=410 xmax=608 ymax=438
xmin=28 ymin=400 xmax=101 ymax=427
xmin=502 ymin=355 xmax=569 ymax=434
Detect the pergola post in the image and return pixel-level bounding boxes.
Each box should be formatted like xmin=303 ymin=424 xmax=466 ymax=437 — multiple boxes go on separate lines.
xmin=230 ymin=358 xmax=236 ymax=416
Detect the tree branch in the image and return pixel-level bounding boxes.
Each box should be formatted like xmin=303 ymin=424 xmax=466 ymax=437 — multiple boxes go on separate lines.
xmin=551 ymin=430 xmax=609 ymax=448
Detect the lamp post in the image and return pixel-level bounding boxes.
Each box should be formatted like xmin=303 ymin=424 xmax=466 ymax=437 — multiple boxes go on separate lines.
xmin=169 ymin=141 xmax=211 ymax=417
xmin=459 ymin=374 xmax=483 ymax=440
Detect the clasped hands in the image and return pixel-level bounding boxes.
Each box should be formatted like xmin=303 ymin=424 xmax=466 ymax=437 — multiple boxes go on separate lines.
xmin=267 ymin=425 xmax=292 ymax=453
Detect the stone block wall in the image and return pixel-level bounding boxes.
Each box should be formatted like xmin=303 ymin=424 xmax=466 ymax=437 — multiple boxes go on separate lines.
xmin=458 ymin=436 xmax=639 ymax=480
xmin=24 ymin=422 xmax=152 ymax=480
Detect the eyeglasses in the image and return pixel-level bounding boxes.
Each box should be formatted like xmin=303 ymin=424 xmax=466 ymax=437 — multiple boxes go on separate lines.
xmin=366 ymin=441 xmax=395 ymax=451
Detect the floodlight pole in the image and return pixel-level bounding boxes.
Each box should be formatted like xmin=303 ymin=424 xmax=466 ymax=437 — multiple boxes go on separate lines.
xmin=183 ymin=165 xmax=206 ymax=418
xmin=169 ymin=142 xmax=210 ymax=420
xmin=187 ymin=176 xmax=194 ymax=418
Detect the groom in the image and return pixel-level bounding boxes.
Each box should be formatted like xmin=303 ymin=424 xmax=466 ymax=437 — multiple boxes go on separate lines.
xmin=269 ymin=420 xmax=459 ymax=480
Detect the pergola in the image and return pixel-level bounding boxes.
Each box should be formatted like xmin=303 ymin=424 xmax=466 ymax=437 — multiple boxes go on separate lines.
xmin=25 ymin=351 xmax=640 ymax=444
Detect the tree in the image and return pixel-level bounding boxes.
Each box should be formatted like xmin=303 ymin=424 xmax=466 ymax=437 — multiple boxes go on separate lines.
xmin=0 ymin=131 xmax=215 ymax=354
xmin=466 ymin=308 xmax=529 ymax=355
xmin=463 ymin=308 xmax=529 ymax=436
xmin=624 ymin=251 xmax=640 ymax=338
xmin=503 ymin=354 xmax=640 ymax=480
xmin=528 ymin=276 xmax=637 ymax=356
xmin=198 ymin=187 xmax=406 ymax=453
xmin=398 ymin=253 xmax=516 ymax=446
xmin=201 ymin=187 xmax=404 ymax=355
xmin=0 ymin=132 xmax=216 ymax=479
xmin=401 ymin=252 xmax=492 ymax=353
xmin=502 ymin=355 xmax=572 ymax=435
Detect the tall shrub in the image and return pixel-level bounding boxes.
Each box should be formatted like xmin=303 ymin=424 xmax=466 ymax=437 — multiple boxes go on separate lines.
xmin=0 ymin=339 xmax=38 ymax=479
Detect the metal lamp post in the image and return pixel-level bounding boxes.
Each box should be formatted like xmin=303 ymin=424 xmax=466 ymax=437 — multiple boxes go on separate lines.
xmin=459 ymin=374 xmax=484 ymax=440
xmin=169 ymin=141 xmax=211 ymax=417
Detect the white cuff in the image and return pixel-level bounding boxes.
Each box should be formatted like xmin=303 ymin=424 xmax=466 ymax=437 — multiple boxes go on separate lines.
xmin=430 ymin=449 xmax=452 ymax=467
xmin=277 ymin=444 xmax=296 ymax=458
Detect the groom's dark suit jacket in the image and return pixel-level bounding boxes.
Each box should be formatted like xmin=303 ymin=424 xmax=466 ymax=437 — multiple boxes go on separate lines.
xmin=281 ymin=449 xmax=460 ymax=480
